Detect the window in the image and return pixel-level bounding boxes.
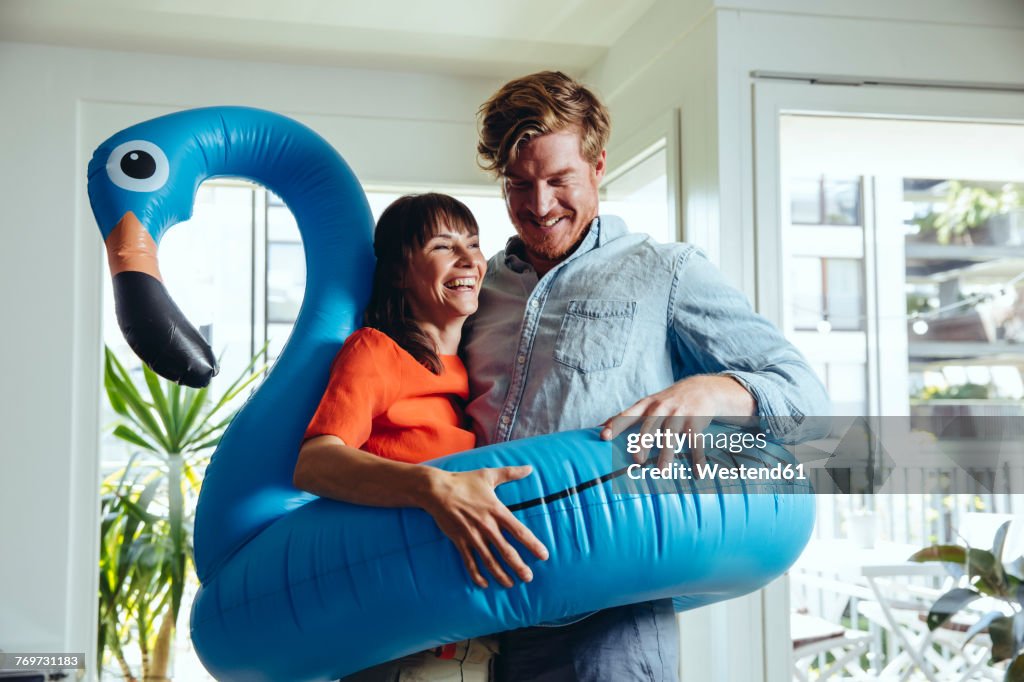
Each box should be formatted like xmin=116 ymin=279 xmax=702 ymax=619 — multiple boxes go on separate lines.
xmin=601 ymin=142 xmax=673 ymax=243
xmin=791 ymin=256 xmax=865 ymax=332
xmin=101 ymin=181 xmax=257 ymax=468
xmin=789 ymin=175 xmax=863 ymax=226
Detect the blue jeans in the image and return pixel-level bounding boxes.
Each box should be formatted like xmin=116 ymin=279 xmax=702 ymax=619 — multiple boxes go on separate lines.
xmin=495 ymin=600 xmax=680 ymax=682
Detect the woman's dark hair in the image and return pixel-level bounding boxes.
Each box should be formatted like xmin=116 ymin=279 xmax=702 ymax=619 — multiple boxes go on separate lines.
xmin=364 ymin=193 xmax=480 ymax=374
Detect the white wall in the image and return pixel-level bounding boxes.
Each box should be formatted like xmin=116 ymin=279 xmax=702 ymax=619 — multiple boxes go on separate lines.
xmin=0 ymin=40 xmax=500 ymax=671
xmin=587 ymin=0 xmax=719 ymax=253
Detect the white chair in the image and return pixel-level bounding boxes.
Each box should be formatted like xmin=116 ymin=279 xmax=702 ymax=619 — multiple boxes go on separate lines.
xmin=860 ymin=562 xmax=1007 ymax=681
xmin=792 ymin=610 xmax=874 ymax=681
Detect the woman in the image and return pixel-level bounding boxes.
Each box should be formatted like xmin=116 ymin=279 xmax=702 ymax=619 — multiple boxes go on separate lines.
xmin=294 ymin=193 xmax=548 ymax=681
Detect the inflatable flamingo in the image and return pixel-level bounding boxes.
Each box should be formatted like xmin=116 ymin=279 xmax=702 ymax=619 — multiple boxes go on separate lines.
xmin=87 ymin=107 xmax=815 ymax=681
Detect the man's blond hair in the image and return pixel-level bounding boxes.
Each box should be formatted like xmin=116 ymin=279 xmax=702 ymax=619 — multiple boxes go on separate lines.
xmin=477 ymin=71 xmax=611 ymax=176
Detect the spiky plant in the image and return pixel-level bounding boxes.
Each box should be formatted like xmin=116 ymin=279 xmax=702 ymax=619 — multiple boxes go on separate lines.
xmin=98 ymin=344 xmax=267 ymax=680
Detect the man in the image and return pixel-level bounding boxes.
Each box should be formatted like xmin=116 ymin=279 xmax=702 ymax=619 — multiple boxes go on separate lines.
xmin=462 ymin=71 xmax=830 ymax=682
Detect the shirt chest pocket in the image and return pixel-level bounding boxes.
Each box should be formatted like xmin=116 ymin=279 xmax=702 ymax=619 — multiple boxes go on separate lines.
xmin=554 ymin=299 xmax=638 ymax=373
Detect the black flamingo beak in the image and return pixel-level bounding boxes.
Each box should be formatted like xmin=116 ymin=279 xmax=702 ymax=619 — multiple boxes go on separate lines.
xmin=105 ymin=212 xmax=219 ymax=388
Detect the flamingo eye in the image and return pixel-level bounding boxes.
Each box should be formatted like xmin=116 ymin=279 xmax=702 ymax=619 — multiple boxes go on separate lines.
xmin=106 ymin=140 xmax=169 ymax=192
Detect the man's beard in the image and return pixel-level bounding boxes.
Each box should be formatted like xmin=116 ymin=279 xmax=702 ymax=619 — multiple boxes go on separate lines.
xmin=520 ymin=217 xmax=589 ymax=262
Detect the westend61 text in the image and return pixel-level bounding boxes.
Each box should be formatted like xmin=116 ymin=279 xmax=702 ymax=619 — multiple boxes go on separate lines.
xmin=626 ymin=461 xmax=807 ymax=481
xmin=624 ymin=428 xmax=768 ymax=455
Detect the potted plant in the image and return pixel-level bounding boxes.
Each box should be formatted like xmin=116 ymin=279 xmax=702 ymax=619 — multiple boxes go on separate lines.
xmin=913 ymin=182 xmax=1022 ymax=246
xmin=98 ymin=345 xmax=267 ymax=681
xmin=913 ymin=383 xmax=992 ymax=401
xmin=910 ymin=521 xmax=1024 ymax=680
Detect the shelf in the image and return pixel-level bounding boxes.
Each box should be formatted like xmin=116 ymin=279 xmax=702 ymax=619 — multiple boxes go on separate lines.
xmin=909 ymin=359 xmax=1024 ymax=371
xmin=904 ymin=244 xmax=1024 ymax=281
xmin=908 ymin=341 xmax=1024 ymax=362
xmin=909 ymin=398 xmax=1024 ymax=406
xmin=905 ymin=243 xmax=1024 ymax=261
xmin=902 ymin=179 xmax=1009 ymax=202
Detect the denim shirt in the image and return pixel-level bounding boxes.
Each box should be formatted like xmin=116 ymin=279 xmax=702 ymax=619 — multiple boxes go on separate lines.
xmin=462 ymin=215 xmax=830 ymax=445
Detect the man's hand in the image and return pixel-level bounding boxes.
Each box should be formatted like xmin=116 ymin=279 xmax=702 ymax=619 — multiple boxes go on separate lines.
xmin=599 ymin=375 xmax=756 ymax=469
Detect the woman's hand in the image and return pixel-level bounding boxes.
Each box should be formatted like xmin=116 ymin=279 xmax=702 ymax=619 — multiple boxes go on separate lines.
xmin=421 ymin=465 xmax=549 ymax=589
xmin=294 ymin=437 xmax=548 ymax=590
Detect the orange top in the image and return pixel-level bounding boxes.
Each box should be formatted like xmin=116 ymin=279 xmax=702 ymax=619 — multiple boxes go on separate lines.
xmin=304 ymin=327 xmax=476 ymax=463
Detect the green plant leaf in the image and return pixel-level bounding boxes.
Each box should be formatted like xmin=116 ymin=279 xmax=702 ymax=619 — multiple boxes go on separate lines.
xmin=168 ymin=380 xmax=182 ymax=441
xmin=913 ymin=544 xmax=1012 ymax=596
xmin=969 ymin=548 xmax=1009 ymax=597
xmin=965 ymin=610 xmax=1010 ymax=646
xmin=116 ymin=477 xmax=161 ymax=553
xmin=187 ymin=414 xmax=237 ymax=448
xmin=221 ymin=365 xmax=268 ymax=404
xmin=166 ymin=452 xmax=186 ymax=621
xmin=990 ymin=615 xmax=1017 ymax=662
xmin=181 ymin=349 xmax=267 ymax=448
xmin=201 ymin=342 xmax=269 ymax=421
xmin=925 ymin=587 xmax=980 ymax=631
xmin=104 ymin=349 xmax=130 ymax=418
xmin=142 ymin=362 xmax=175 ymax=436
xmin=994 ymin=521 xmax=1013 ymax=562
xmin=105 ymin=352 xmax=172 ymax=451
xmin=1006 ymin=654 xmax=1024 ymax=682
xmin=117 ymin=488 xmax=163 ymax=527
xmin=1015 ymin=611 xmax=1024 ymax=654
xmin=192 ymin=436 xmax=223 ymax=451
xmin=200 ymin=368 xmax=265 ymax=430
xmin=111 ymin=425 xmax=159 ymax=452
xmin=102 ymin=451 xmax=140 ymax=495
xmin=909 ymin=540 xmax=970 ymax=577
xmin=920 ymin=181 xmax=1006 ymax=243
xmin=910 ymin=544 xmax=966 ymax=564
xmin=181 ymin=459 xmax=203 ymax=494
xmin=176 ymin=385 xmax=209 ymax=450
xmin=234 ymin=339 xmax=269 ymax=384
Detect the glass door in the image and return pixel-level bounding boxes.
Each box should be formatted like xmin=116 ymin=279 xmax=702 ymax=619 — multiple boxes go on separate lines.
xmin=754 ymin=81 xmax=1024 ymax=679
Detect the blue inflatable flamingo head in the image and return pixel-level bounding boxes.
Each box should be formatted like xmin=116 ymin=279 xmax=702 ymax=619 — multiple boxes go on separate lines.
xmin=88 ymin=115 xmax=206 ymax=243
xmin=88 ymin=107 xmax=375 ymax=581
xmin=87 ymin=107 xmax=374 ymax=388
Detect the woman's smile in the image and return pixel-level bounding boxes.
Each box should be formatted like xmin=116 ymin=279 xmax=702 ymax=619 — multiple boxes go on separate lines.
xmin=443 ymin=276 xmax=479 ymax=291
xmin=405 ymin=228 xmax=487 ymax=327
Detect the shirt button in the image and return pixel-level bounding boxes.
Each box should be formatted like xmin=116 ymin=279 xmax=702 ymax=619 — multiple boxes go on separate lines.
xmin=501 ymin=416 xmax=511 ymax=425
xmin=530 ymin=300 xmax=540 ymax=309
xmin=517 ymin=354 xmax=525 ymax=364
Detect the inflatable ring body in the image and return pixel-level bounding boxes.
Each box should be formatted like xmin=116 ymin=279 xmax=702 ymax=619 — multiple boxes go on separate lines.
xmin=88 ymin=107 xmax=815 ymax=681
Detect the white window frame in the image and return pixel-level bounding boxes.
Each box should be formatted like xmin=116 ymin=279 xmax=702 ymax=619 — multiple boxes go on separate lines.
xmin=603 ymin=109 xmax=684 ymax=242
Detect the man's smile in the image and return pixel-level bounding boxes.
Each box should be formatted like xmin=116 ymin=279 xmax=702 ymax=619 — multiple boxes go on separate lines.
xmin=532 ymin=213 xmax=574 ymax=229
